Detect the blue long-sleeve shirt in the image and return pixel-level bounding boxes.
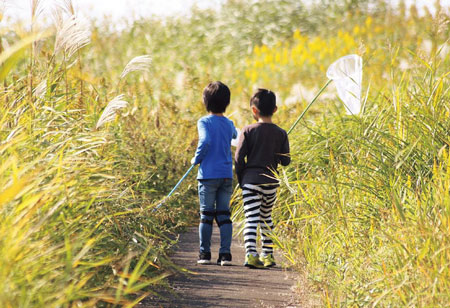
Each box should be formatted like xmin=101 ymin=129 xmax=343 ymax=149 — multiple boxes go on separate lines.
xmin=193 ymin=115 xmax=237 ymax=179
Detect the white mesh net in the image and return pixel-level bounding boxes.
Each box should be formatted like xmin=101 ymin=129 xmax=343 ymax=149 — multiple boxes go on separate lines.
xmin=326 ymin=54 xmax=363 ymax=115
xmin=231 ymin=128 xmax=241 ymax=147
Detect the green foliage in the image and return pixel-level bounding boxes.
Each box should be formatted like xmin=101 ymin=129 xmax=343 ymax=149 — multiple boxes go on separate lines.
xmin=270 ymin=52 xmax=450 ymax=307
xmin=0 ymin=11 xmax=198 ymax=307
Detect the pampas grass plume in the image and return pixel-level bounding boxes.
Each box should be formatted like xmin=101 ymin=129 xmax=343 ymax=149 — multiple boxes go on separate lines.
xmin=54 ymin=14 xmax=90 ymax=58
xmin=34 ymin=79 xmax=47 ymax=98
xmin=96 ymin=94 xmax=128 ymax=129
xmin=120 ymin=55 xmax=152 ymax=79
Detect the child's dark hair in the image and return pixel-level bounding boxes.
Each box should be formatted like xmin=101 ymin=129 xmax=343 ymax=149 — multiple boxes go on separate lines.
xmin=203 ymin=81 xmax=231 ymax=113
xmin=250 ymin=88 xmax=276 ymax=116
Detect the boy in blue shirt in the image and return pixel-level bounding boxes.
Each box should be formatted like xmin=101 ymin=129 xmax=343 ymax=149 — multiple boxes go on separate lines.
xmin=192 ymin=81 xmax=237 ymax=266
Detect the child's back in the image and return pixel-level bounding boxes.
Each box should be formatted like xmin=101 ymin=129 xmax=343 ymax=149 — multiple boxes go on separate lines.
xmin=234 ymin=88 xmax=290 ymax=269
xmin=195 ymin=114 xmax=235 ymax=179
xmin=235 ymin=122 xmax=289 ymax=186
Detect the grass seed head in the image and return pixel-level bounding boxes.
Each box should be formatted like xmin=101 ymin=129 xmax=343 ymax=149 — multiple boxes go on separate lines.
xmin=96 ymin=94 xmax=129 ymax=129
xmin=120 ymin=55 xmax=152 ymax=79
xmin=54 ymin=14 xmax=90 ymax=58
xmin=31 ymin=0 xmax=44 ymax=21
xmin=60 ymin=0 xmax=75 ymax=15
xmin=34 ymin=79 xmax=46 ymax=98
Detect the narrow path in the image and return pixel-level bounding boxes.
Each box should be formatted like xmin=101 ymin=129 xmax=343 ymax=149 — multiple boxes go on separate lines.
xmin=142 ymin=226 xmax=301 ymax=307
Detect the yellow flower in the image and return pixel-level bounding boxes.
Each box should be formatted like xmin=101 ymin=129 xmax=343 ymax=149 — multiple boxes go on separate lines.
xmin=264 ymin=53 xmax=273 ymax=64
xmin=365 ymin=16 xmax=373 ymax=28
xmin=261 ymin=45 xmax=268 ymax=54
xmin=275 ymin=52 xmax=281 ymax=64
xmin=293 ymin=29 xmax=302 ymax=41
xmin=254 ymin=45 xmax=261 ymax=56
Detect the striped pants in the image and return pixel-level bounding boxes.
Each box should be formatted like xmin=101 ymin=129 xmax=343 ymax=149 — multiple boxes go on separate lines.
xmin=242 ymin=183 xmax=278 ymax=256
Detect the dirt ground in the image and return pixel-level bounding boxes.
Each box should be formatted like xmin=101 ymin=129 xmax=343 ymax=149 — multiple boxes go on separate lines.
xmin=141 ymin=226 xmax=302 ymax=308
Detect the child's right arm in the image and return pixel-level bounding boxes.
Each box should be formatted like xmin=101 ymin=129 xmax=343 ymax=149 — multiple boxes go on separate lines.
xmin=234 ymin=130 xmax=247 ymax=186
xmin=192 ymin=119 xmax=210 ymax=165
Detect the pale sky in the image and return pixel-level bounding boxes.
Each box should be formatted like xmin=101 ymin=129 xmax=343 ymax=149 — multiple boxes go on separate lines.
xmin=2 ymin=0 xmax=448 ymax=26
xmin=2 ymin=0 xmax=224 ymax=25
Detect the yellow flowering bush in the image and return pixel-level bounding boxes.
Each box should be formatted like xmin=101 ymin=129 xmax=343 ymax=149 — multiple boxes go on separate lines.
xmin=240 ymin=11 xmax=449 ymax=104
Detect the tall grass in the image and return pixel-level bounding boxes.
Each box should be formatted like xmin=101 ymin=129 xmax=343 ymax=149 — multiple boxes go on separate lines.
xmin=228 ymin=1 xmax=450 ymax=306
xmin=0 ymin=5 xmax=198 ymax=307
xmin=266 ymin=57 xmax=450 ymax=306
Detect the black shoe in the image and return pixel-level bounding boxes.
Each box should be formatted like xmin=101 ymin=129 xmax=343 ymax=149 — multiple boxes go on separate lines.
xmin=197 ymin=252 xmax=211 ymax=264
xmin=216 ymin=253 xmax=232 ymax=266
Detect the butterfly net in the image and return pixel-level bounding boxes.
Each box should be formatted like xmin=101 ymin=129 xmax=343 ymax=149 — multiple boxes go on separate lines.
xmin=326 ymin=54 xmax=363 ymax=115
xmin=231 ymin=128 xmax=241 ymax=147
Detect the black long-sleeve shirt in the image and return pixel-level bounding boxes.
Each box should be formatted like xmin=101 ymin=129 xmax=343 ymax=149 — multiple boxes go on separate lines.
xmin=234 ymin=122 xmax=290 ymax=186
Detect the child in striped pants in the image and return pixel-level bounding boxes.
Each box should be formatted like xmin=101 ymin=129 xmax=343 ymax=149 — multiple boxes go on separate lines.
xmin=234 ymin=89 xmax=290 ymax=268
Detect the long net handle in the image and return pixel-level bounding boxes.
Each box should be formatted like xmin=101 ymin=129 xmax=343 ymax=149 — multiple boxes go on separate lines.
xmin=167 ymin=164 xmax=196 ymax=198
xmin=287 ymin=79 xmax=332 ymax=135
xmin=154 ymin=164 xmax=196 ymax=210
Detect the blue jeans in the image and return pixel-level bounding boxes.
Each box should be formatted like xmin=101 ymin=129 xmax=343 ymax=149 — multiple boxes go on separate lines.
xmin=198 ymin=178 xmax=233 ymax=254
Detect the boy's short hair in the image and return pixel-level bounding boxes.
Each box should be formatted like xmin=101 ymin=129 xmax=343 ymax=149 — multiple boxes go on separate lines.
xmin=203 ymin=81 xmax=231 ymax=113
xmin=250 ymin=88 xmax=276 ymax=116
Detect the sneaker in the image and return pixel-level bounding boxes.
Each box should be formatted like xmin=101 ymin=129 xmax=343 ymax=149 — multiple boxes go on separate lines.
xmin=244 ymin=254 xmax=265 ymax=269
xmin=197 ymin=252 xmax=211 ymax=264
xmin=217 ymin=253 xmax=232 ymax=266
xmin=260 ymin=254 xmax=276 ymax=267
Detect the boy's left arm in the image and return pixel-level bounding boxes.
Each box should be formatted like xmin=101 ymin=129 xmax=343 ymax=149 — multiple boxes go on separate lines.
xmin=280 ymin=134 xmax=291 ymax=166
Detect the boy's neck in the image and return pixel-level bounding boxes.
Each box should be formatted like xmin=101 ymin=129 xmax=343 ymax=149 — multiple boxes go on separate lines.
xmin=257 ymin=116 xmax=273 ymax=124
xmin=210 ymin=112 xmax=224 ymax=116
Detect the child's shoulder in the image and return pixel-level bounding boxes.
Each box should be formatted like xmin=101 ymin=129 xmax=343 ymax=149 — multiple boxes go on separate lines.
xmin=243 ymin=123 xmax=287 ymax=134
xmin=198 ymin=115 xmax=235 ymax=127
xmin=198 ymin=115 xmax=211 ymax=123
xmin=197 ymin=115 xmax=215 ymax=125
xmin=271 ymin=123 xmax=288 ymax=135
xmin=242 ymin=122 xmax=259 ymax=131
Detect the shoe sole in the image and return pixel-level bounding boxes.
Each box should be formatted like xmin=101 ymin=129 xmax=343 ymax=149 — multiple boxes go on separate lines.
xmin=264 ymin=263 xmax=276 ymax=268
xmin=244 ymin=263 xmax=265 ymax=269
xmin=197 ymin=260 xmax=211 ymax=265
xmin=220 ymin=260 xmax=232 ymax=266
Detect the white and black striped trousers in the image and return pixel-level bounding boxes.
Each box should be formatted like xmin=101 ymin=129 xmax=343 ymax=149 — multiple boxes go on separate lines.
xmin=242 ymin=183 xmax=278 ymax=256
